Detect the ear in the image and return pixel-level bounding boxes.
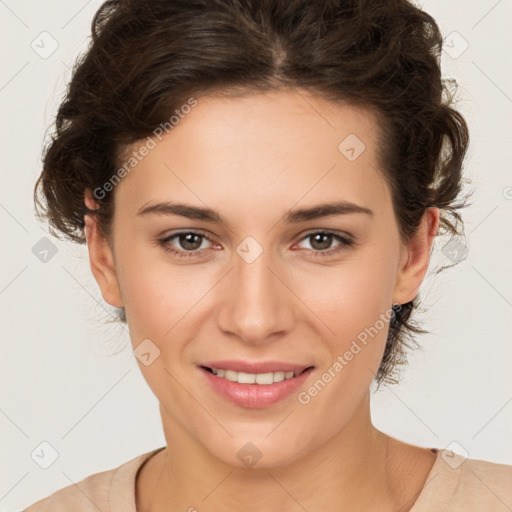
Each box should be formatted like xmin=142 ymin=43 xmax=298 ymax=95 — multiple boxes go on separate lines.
xmin=392 ymin=207 xmax=440 ymax=305
xmin=83 ymin=189 xmax=124 ymax=308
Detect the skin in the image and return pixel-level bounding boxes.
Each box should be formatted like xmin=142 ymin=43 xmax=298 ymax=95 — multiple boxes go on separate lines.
xmin=84 ymin=88 xmax=440 ymax=512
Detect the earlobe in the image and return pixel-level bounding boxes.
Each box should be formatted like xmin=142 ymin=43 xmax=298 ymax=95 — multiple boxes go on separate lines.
xmin=392 ymin=208 xmax=440 ymax=305
xmin=83 ymin=190 xmax=124 ymax=308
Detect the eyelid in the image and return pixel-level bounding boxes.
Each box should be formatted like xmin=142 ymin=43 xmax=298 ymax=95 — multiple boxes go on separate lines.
xmin=295 ymin=228 xmax=354 ymax=242
xmin=158 ymin=228 xmax=212 ymax=242
xmin=159 ymin=228 xmax=353 ymax=245
xmin=292 ymin=230 xmax=354 ymax=253
xmin=158 ymin=228 xmax=355 ymax=259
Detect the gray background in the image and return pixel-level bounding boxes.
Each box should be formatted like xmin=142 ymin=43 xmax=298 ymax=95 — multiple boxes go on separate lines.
xmin=1 ymin=0 xmax=511 ymax=510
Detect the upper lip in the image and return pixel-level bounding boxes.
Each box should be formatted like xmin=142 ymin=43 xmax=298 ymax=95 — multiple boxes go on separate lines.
xmin=200 ymin=360 xmax=314 ymax=374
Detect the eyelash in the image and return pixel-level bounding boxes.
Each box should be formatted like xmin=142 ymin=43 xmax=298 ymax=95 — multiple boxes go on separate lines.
xmin=157 ymin=230 xmax=355 ymax=259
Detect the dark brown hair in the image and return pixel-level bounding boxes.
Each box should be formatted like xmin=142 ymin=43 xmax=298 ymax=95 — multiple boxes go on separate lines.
xmin=33 ymin=0 xmax=472 ymax=386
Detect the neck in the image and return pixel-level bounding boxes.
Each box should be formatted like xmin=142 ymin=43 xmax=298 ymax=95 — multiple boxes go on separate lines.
xmin=136 ymin=391 xmax=430 ymax=512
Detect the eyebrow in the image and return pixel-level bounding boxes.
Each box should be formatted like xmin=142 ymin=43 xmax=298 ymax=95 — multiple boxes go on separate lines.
xmin=136 ymin=200 xmax=373 ymax=227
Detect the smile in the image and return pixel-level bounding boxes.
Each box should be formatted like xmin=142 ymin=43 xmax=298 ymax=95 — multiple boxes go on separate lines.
xmin=199 ymin=364 xmax=315 ymax=408
xmin=204 ymin=367 xmax=309 ymax=385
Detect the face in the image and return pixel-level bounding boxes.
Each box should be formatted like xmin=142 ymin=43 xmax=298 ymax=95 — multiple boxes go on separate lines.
xmin=84 ymin=88 xmax=438 ymax=468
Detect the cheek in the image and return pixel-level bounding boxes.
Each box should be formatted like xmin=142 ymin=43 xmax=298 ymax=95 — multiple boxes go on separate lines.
xmin=298 ymin=262 xmax=395 ymax=419
xmin=298 ymin=249 xmax=397 ymax=332
xmin=116 ymin=249 xmax=219 ymax=355
xmin=294 ymin=247 xmax=396 ymax=376
xmin=113 ymin=246 xmax=181 ymax=341
xmin=117 ymin=231 xmax=397 ymax=350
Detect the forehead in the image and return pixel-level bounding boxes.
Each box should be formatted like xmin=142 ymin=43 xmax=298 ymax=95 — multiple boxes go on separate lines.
xmin=113 ymin=89 xmax=390 ymax=220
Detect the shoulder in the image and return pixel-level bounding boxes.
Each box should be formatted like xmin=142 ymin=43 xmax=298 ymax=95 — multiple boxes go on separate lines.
xmin=414 ymin=449 xmax=512 ymax=511
xmin=22 ymin=467 xmax=116 ymax=512
xmin=457 ymin=455 xmax=512 ymax=508
xmin=22 ymin=448 xmax=164 ymax=512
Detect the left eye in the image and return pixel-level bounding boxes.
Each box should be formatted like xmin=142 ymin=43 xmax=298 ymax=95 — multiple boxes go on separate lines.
xmin=295 ymin=232 xmax=351 ymax=252
xmin=157 ymin=230 xmax=354 ymax=259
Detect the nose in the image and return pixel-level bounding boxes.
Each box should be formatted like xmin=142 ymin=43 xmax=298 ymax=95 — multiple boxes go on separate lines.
xmin=215 ymin=245 xmax=296 ymax=346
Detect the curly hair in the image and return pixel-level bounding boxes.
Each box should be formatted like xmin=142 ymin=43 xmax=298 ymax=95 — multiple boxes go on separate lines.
xmin=33 ymin=0 xmax=472 ymax=386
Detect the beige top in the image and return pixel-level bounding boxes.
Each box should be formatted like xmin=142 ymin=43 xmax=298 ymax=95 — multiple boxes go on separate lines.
xmin=22 ymin=447 xmax=512 ymax=511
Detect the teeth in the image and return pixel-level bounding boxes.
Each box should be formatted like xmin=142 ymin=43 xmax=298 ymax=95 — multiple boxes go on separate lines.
xmin=210 ymin=368 xmax=299 ymax=384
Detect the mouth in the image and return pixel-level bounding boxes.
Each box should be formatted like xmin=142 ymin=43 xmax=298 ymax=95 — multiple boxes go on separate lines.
xmin=198 ymin=362 xmax=315 ymax=408
xmin=200 ymin=365 xmax=314 ymax=385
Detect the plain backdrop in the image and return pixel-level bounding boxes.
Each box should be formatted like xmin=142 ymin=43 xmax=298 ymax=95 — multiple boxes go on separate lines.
xmin=1 ymin=0 xmax=511 ymax=510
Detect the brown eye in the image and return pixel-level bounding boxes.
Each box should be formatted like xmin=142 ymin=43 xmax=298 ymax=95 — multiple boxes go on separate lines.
xmin=309 ymin=233 xmax=335 ymax=251
xmin=296 ymin=231 xmax=354 ymax=258
xmin=157 ymin=230 xmax=354 ymax=260
xmin=158 ymin=231 xmax=213 ymax=258
xmin=176 ymin=232 xmax=204 ymax=251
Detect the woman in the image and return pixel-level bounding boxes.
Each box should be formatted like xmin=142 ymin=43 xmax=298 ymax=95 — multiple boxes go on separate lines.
xmin=25 ymin=0 xmax=512 ymax=511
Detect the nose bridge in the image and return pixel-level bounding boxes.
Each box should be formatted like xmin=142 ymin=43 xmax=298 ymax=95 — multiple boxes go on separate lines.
xmin=216 ymin=240 xmax=294 ymax=344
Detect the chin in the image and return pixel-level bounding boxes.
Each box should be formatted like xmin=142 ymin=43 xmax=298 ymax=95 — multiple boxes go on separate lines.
xmin=205 ymin=434 xmax=310 ymax=470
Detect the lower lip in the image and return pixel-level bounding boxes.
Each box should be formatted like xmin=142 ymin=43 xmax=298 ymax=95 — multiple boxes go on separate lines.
xmin=199 ymin=366 xmax=314 ymax=408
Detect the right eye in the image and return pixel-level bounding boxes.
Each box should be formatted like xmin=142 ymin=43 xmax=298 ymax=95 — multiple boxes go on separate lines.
xmin=158 ymin=231 xmax=215 ymax=258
